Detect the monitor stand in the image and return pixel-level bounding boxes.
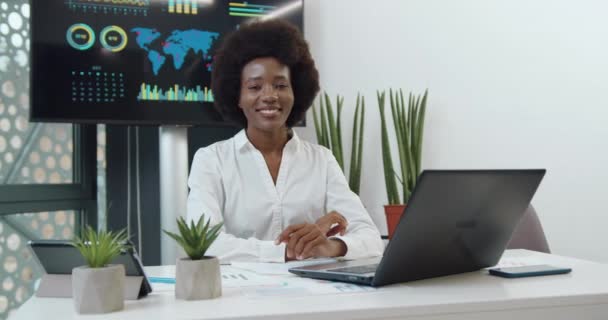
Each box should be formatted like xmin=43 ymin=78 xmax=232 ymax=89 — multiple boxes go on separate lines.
xmin=159 ymin=126 xmax=189 ymax=265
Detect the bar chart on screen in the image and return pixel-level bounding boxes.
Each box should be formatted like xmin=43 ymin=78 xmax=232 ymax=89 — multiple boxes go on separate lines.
xmin=66 ymin=0 xmax=150 ymax=16
xmin=168 ymin=0 xmax=201 ymax=14
xmin=137 ymin=83 xmax=214 ymax=103
xmin=228 ymin=2 xmax=277 ymax=17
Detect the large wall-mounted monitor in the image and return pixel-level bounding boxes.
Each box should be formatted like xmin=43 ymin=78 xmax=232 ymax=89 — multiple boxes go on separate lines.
xmin=30 ymin=0 xmax=303 ymax=125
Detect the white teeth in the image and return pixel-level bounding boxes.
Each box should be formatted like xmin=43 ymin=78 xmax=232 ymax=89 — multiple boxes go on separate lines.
xmin=259 ymin=109 xmax=279 ymax=115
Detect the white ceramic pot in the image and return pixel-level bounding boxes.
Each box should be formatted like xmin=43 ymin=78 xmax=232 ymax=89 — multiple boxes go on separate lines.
xmin=175 ymin=256 xmax=222 ymax=300
xmin=72 ymin=264 xmax=125 ymax=314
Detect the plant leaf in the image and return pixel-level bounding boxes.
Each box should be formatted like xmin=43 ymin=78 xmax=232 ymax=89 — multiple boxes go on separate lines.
xmin=163 ymin=214 xmax=223 ymax=259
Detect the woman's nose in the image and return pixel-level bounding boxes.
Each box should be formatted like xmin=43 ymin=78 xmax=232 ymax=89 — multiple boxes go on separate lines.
xmin=261 ymin=87 xmax=279 ymax=103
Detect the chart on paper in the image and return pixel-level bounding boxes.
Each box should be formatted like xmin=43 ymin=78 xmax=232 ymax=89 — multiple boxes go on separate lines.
xmin=241 ymin=277 xmax=377 ymax=298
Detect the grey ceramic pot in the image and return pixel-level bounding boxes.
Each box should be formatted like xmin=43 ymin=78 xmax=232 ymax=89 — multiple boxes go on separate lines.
xmin=72 ymin=264 xmax=125 ymax=314
xmin=175 ymin=256 xmax=222 ymax=300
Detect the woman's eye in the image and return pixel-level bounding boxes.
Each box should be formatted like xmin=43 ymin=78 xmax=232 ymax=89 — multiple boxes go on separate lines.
xmin=248 ymin=85 xmax=261 ymax=90
xmin=275 ymin=84 xmax=289 ymax=89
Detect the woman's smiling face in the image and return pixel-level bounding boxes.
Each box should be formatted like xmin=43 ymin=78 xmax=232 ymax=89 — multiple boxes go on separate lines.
xmin=239 ymin=57 xmax=294 ymax=132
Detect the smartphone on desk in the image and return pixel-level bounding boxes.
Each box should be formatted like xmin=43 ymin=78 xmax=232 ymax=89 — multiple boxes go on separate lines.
xmin=489 ymin=264 xmax=572 ymax=278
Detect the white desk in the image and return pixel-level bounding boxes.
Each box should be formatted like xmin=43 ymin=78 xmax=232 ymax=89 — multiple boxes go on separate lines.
xmin=12 ymin=250 xmax=608 ymax=320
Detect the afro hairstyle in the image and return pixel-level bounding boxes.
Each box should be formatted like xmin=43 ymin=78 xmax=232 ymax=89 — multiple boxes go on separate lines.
xmin=211 ymin=19 xmax=320 ymax=127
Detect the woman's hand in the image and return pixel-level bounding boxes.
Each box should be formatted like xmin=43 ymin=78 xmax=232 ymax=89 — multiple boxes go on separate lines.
xmin=315 ymin=211 xmax=348 ymax=237
xmin=275 ymin=223 xmax=347 ymax=261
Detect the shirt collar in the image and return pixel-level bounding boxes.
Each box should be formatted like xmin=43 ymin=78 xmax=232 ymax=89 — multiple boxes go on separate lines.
xmin=286 ymin=129 xmax=301 ymax=153
xmin=235 ymin=129 xmax=250 ymax=151
xmin=235 ymin=129 xmax=300 ymax=153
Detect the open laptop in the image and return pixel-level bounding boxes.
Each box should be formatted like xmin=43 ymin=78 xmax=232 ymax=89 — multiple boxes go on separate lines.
xmin=289 ymin=169 xmax=546 ymax=287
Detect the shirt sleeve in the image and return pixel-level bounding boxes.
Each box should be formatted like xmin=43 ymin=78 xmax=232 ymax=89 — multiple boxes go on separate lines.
xmin=323 ymin=149 xmax=385 ymax=260
xmin=187 ymin=147 xmax=286 ymax=263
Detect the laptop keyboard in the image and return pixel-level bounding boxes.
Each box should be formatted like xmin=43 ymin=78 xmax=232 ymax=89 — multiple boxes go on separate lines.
xmin=328 ymin=264 xmax=379 ymax=274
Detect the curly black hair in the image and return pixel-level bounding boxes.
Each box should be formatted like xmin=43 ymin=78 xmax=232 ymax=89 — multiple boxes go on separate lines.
xmin=211 ymin=19 xmax=320 ymax=127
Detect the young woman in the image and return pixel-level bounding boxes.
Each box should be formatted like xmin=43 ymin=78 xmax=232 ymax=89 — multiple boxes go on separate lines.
xmin=187 ymin=19 xmax=383 ymax=263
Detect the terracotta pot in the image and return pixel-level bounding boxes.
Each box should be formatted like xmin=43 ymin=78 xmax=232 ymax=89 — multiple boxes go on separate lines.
xmin=384 ymin=204 xmax=406 ymax=239
xmin=175 ymin=256 xmax=222 ymax=300
xmin=72 ymin=264 xmax=125 ymax=314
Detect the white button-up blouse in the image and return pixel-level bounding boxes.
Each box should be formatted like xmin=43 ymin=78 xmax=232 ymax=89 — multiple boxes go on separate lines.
xmin=186 ymin=130 xmax=384 ymax=263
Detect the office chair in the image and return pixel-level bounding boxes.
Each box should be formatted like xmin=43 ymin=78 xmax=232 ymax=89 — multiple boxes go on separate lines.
xmin=507 ymin=205 xmax=551 ymax=253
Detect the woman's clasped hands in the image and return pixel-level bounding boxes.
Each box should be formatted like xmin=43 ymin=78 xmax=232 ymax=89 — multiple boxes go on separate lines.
xmin=275 ymin=211 xmax=348 ymax=261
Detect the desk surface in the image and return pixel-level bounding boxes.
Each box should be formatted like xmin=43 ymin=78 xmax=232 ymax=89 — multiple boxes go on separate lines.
xmin=11 ymin=250 xmax=608 ymax=320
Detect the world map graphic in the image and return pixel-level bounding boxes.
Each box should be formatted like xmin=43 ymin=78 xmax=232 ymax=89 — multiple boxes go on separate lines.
xmin=131 ymin=27 xmax=219 ymax=75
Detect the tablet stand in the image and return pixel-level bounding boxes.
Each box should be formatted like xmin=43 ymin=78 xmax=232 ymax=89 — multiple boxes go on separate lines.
xmin=36 ymin=274 xmax=146 ymax=300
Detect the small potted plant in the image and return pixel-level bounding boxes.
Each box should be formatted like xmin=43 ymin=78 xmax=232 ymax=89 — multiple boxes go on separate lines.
xmin=163 ymin=215 xmax=223 ymax=300
xmin=378 ymin=89 xmax=428 ymax=238
xmin=71 ymin=226 xmax=129 ymax=314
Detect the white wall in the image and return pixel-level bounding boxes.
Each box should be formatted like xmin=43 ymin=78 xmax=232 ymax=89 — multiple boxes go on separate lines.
xmin=295 ymin=0 xmax=608 ymax=262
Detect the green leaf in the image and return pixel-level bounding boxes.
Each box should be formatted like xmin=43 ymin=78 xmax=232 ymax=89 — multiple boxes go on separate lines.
xmin=72 ymin=226 xmax=129 ymax=268
xmin=337 ymin=95 xmax=344 ymax=159
xmin=354 ymin=96 xmax=365 ymax=195
xmin=319 ymin=93 xmax=330 ymax=148
xmin=162 ymin=214 xmax=223 ymax=260
xmin=390 ymin=89 xmax=408 ymax=204
xmin=378 ymin=88 xmax=429 ymax=204
xmin=378 ymin=91 xmax=399 ymax=204
xmin=313 ymin=90 xmax=369 ymax=195
xmin=415 ymin=89 xmax=428 ymax=177
xmin=324 ymin=92 xmax=344 ymax=169
xmin=176 ymin=217 xmax=194 ymax=248
xmin=312 ymin=102 xmax=323 ymax=145
xmin=349 ymin=94 xmax=361 ymax=193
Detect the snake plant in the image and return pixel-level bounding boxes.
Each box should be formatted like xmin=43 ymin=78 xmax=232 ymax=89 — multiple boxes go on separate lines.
xmin=312 ymin=92 xmax=365 ymax=194
xmin=378 ymin=89 xmax=428 ymax=204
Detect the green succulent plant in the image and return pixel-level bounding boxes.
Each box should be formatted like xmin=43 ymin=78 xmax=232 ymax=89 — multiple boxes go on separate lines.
xmin=163 ymin=215 xmax=223 ymax=260
xmin=378 ymin=89 xmax=428 ymax=204
xmin=72 ymin=226 xmax=129 ymax=268
xmin=312 ymin=92 xmax=365 ymax=194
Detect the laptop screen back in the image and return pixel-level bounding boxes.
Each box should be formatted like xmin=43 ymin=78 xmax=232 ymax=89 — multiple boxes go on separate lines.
xmin=372 ymin=169 xmax=545 ymax=286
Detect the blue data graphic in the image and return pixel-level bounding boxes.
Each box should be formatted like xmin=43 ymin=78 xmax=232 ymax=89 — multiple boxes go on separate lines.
xmin=66 ymin=23 xmax=96 ymax=50
xmin=131 ymin=28 xmax=219 ymax=76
